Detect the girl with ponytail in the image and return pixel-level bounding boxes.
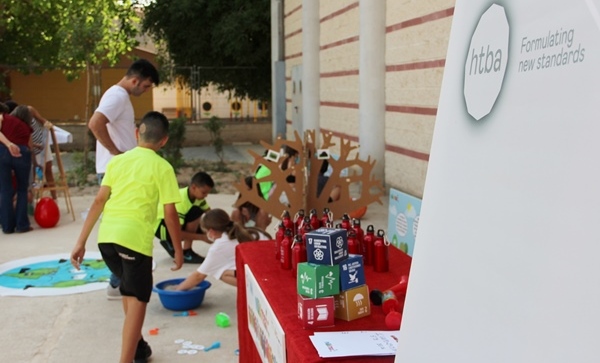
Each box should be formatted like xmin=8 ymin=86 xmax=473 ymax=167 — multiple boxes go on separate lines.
xmin=176 ymin=208 xmax=270 ymax=289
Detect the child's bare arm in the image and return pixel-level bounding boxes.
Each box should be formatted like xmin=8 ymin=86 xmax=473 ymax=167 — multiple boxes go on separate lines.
xmin=164 ymin=203 xmax=183 ymax=270
xmin=176 ymin=271 xmax=207 ymax=291
xmin=70 ymin=186 xmax=111 ymax=269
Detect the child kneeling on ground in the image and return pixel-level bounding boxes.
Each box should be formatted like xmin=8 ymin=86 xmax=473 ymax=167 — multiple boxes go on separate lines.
xmin=176 ymin=208 xmax=269 ymax=289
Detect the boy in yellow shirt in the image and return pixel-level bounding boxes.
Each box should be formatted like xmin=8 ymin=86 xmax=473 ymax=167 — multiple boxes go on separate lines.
xmin=155 ymin=171 xmax=215 ymax=263
xmin=71 ymin=111 xmax=183 ymax=363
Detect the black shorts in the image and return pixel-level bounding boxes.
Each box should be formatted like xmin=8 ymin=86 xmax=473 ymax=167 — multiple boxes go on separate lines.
xmin=155 ymin=206 xmax=205 ymax=242
xmin=99 ymin=243 xmax=153 ymax=303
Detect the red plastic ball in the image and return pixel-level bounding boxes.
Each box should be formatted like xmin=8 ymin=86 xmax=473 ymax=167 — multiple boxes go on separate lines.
xmin=34 ymin=197 xmax=60 ymax=228
xmin=385 ymin=310 xmax=403 ymax=330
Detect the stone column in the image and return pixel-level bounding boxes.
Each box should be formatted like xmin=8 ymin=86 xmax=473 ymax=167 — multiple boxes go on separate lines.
xmin=359 ymin=0 xmax=386 ymax=181
xmin=302 ymin=0 xmax=320 ymax=136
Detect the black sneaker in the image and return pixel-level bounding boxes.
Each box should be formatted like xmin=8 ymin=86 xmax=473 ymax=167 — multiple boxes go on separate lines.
xmin=159 ymin=240 xmax=175 ymax=258
xmin=183 ymin=249 xmax=205 ymax=264
xmin=134 ymin=338 xmax=152 ymax=363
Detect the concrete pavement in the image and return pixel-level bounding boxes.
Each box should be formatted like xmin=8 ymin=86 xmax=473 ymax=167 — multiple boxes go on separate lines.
xmin=0 ymin=144 xmax=390 ymax=363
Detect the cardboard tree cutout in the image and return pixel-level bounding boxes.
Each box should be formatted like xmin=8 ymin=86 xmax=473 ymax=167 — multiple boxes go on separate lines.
xmin=233 ymin=130 xmax=384 ymax=222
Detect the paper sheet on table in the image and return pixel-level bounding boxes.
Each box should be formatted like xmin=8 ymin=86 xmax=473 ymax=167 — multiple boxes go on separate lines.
xmin=309 ymin=330 xmax=399 ymax=358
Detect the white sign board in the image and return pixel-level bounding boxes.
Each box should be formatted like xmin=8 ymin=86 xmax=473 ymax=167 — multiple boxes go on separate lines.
xmin=397 ymin=1 xmax=600 ymax=362
xmin=245 ymin=264 xmax=286 ymax=363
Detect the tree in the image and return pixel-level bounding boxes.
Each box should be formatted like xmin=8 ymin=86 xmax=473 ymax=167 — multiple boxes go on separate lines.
xmin=0 ymin=0 xmax=140 ymax=74
xmin=143 ymin=0 xmax=271 ymax=101
xmin=0 ymin=0 xmax=143 ymax=165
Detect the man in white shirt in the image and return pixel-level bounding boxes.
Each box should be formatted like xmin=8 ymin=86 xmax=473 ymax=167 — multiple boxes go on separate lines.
xmin=88 ymin=59 xmax=159 ymax=302
xmin=90 ymin=59 xmax=159 ymax=180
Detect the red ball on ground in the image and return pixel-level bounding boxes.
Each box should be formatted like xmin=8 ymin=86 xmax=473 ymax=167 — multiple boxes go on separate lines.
xmin=35 ymin=197 xmax=60 ymax=228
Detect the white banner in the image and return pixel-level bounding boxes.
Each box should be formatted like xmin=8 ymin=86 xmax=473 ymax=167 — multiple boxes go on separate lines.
xmin=397 ymin=1 xmax=600 ymax=362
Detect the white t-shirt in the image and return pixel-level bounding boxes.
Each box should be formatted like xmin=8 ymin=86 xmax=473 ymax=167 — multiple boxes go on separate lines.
xmin=94 ymin=85 xmax=137 ymax=173
xmin=197 ymin=233 xmax=239 ymax=280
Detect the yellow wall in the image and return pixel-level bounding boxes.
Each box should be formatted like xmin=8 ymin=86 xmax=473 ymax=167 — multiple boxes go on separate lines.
xmin=10 ymin=68 xmax=154 ymax=122
xmin=8 ymin=50 xmax=157 ymax=122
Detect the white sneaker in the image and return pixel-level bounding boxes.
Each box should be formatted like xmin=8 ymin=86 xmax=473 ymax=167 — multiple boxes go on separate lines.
xmin=106 ymin=284 xmax=122 ymax=300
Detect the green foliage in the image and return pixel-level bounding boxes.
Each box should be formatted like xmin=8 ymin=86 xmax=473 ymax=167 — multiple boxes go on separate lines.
xmin=159 ymin=117 xmax=186 ymax=171
xmin=66 ymin=152 xmax=96 ymax=187
xmin=0 ymin=0 xmax=140 ymax=76
xmin=142 ymin=0 xmax=271 ymax=101
xmin=203 ymin=116 xmax=226 ymax=170
xmin=56 ymin=0 xmax=140 ymax=78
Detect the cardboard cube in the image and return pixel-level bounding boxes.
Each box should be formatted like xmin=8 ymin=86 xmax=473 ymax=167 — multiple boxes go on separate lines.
xmin=305 ymin=228 xmax=348 ymax=265
xmin=297 ymin=262 xmax=340 ymax=298
xmin=339 ymin=254 xmax=366 ymax=292
xmin=297 ymin=294 xmax=335 ymax=329
xmin=334 ymin=284 xmax=371 ymax=321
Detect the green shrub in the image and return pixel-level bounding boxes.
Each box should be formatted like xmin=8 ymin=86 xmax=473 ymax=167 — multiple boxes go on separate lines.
xmin=159 ymin=117 xmax=186 ymax=171
xmin=203 ymin=116 xmax=226 ymax=170
xmin=67 ymin=152 xmax=96 ymax=187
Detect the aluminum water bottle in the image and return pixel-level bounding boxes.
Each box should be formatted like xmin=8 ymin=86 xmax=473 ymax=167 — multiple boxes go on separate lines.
xmin=298 ymin=216 xmax=312 ymax=241
xmin=294 ymin=209 xmax=305 ymax=235
xmin=362 ymin=225 xmax=376 ymax=265
xmin=347 ymin=230 xmax=360 ymax=255
xmin=373 ymin=229 xmax=389 ymax=272
xmin=280 ymin=229 xmax=293 ymax=270
xmin=275 ymin=222 xmax=285 ymax=261
xmin=320 ymin=207 xmax=333 ymax=228
xmin=291 ymin=235 xmax=307 ymax=276
xmin=340 ymin=213 xmax=351 ymax=231
xmin=309 ymin=208 xmax=320 ymax=230
xmin=352 ymin=218 xmax=364 ymax=248
xmin=281 ymin=210 xmax=295 ymax=237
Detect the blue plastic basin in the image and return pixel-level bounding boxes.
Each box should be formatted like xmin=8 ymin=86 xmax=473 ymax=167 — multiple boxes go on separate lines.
xmin=153 ymin=278 xmax=211 ymax=311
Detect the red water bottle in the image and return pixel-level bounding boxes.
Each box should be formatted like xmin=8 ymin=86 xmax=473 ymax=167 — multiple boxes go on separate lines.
xmin=280 ymin=228 xmax=293 ymax=270
xmin=352 ymin=218 xmax=364 ymax=247
xmin=275 ymin=221 xmax=285 ymax=260
xmin=373 ymin=229 xmax=389 ymax=272
xmin=362 ymin=225 xmax=375 ymax=265
xmin=320 ymin=207 xmax=333 ymax=228
xmin=309 ymin=208 xmax=320 ymax=230
xmin=294 ymin=209 xmax=305 ymax=235
xmin=347 ymin=230 xmax=360 ymax=255
xmin=291 ymin=234 xmax=307 ymax=276
xmin=281 ymin=210 xmax=295 ymax=237
xmin=340 ymin=213 xmax=351 ymax=231
xmin=298 ymin=216 xmax=312 ymax=241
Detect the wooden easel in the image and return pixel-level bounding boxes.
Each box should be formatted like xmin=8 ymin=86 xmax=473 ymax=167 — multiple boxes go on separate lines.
xmin=33 ymin=128 xmax=75 ymax=221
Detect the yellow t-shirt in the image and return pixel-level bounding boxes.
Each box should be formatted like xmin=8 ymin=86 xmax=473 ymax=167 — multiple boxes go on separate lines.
xmin=172 ymin=186 xmax=211 ymax=225
xmin=99 ymin=147 xmax=181 ymax=256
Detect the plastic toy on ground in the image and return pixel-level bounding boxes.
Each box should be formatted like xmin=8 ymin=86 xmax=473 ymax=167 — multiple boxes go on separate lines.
xmin=215 ymin=312 xmax=231 ymax=327
xmin=204 ymin=341 xmax=221 ymax=352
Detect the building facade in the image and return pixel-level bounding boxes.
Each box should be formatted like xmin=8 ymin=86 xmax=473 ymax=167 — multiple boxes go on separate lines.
xmin=7 ymin=49 xmax=156 ymax=123
xmin=280 ymin=1 xmax=455 ymax=198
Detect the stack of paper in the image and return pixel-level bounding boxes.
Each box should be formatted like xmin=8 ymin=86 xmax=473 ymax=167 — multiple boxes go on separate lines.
xmin=309 ymin=330 xmax=399 ymax=358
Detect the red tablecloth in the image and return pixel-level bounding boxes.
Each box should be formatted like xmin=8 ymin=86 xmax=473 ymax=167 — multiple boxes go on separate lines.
xmin=236 ymin=241 xmax=412 ymax=362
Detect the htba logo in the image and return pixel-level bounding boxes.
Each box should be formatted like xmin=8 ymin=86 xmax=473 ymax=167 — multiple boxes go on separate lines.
xmin=463 ymin=4 xmax=509 ymax=120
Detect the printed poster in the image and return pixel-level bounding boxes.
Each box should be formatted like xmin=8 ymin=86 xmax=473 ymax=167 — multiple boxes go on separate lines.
xmin=245 ymin=264 xmax=286 ymax=363
xmin=387 ymin=188 xmax=421 ymax=256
